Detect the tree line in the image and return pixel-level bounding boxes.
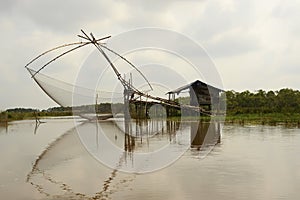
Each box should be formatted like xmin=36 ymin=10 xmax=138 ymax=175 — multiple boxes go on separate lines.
xmin=2 ymin=88 xmax=300 ymax=121
xmin=225 ymin=88 xmax=300 ymax=115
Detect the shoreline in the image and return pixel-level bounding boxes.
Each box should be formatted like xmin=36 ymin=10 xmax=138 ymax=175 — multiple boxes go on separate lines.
xmin=2 ymin=112 xmax=300 ymax=127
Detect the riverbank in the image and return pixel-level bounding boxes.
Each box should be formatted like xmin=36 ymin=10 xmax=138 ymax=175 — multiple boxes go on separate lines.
xmin=2 ymin=110 xmax=300 ymax=127
xmin=225 ymin=113 xmax=300 ymax=126
xmin=168 ymin=113 xmax=300 ymax=126
xmin=0 ymin=111 xmax=72 ymax=122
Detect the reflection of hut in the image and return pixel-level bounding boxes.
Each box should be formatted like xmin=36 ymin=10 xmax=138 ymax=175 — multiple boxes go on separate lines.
xmin=167 ymin=80 xmax=224 ymax=112
xmin=190 ymin=121 xmax=221 ymax=148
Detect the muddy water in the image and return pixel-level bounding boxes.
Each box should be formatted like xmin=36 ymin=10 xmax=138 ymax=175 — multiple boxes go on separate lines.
xmin=0 ymin=118 xmax=300 ymax=200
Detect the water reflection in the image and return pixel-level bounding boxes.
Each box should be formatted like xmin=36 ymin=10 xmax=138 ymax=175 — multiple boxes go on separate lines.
xmin=2 ymin=118 xmax=300 ymax=199
xmin=111 ymin=119 xmax=182 ymax=153
xmin=109 ymin=117 xmax=222 ymax=152
xmin=0 ymin=112 xmax=8 ymax=133
xmin=0 ymin=126 xmax=7 ymax=134
xmin=0 ymin=122 xmax=8 ymax=134
xmin=27 ymin=118 xmax=221 ymax=199
xmin=26 ymin=121 xmax=124 ymax=199
xmin=190 ymin=121 xmax=221 ymax=149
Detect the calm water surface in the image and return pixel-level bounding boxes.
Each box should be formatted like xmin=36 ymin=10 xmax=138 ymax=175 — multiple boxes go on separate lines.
xmin=0 ymin=118 xmax=300 ymax=200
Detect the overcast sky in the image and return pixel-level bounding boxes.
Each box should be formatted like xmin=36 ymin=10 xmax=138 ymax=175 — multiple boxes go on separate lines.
xmin=1 ymin=0 xmax=300 ymax=110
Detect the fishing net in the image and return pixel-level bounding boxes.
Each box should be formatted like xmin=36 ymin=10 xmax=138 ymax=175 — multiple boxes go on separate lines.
xmin=27 ymin=67 xmax=123 ymax=115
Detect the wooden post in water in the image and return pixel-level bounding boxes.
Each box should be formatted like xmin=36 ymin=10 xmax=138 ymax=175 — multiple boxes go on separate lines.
xmin=217 ymin=122 xmax=221 ymax=144
xmin=123 ymin=73 xmax=135 ymax=152
xmin=124 ymin=88 xmax=131 ymax=151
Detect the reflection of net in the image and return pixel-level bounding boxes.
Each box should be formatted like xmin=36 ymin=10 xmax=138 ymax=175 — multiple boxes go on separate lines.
xmin=27 ymin=68 xmax=123 ymax=108
xmin=26 ymin=122 xmax=135 ymax=199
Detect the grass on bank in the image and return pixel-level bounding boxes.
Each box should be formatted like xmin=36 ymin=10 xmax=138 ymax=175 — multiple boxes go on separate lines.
xmin=0 ymin=111 xmax=72 ymax=122
xmin=2 ymin=110 xmax=300 ymax=126
xmin=224 ymin=113 xmax=300 ymax=125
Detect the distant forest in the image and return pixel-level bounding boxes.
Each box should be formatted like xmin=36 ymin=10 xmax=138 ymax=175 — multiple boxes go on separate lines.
xmin=1 ymin=88 xmax=300 ymax=121
xmin=225 ymin=88 xmax=300 ymax=114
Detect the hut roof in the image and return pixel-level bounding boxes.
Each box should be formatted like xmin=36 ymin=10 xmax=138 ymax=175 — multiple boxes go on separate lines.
xmin=166 ymin=80 xmax=224 ymax=95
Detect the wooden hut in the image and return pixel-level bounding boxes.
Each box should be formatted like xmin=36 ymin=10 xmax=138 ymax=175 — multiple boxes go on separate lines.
xmin=167 ymin=80 xmax=224 ymax=112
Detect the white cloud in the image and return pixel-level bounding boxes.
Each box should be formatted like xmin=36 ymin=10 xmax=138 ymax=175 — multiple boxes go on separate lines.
xmin=206 ymin=28 xmax=260 ymax=57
